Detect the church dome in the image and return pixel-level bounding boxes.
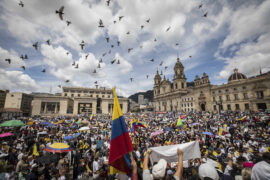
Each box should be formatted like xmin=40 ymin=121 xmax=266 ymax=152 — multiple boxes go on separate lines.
xmin=228 ymin=68 xmax=247 ymax=82
xmin=174 ymin=57 xmax=184 ymax=70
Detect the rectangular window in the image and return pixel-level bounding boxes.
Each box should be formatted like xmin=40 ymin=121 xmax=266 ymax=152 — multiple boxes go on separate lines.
xmin=102 ymin=95 xmax=105 ymax=98
xmin=234 ymin=94 xmax=238 ymax=100
xmin=242 ymin=86 xmax=246 ymax=90
xmin=220 ymin=105 xmax=223 ymax=110
xmin=235 ymin=104 xmax=240 ymax=110
xmin=96 ymin=95 xmax=99 ymax=98
xmin=90 ymin=95 xmax=93 ymax=97
xmin=226 ymin=95 xmax=230 ymax=101
xmin=243 ymin=93 xmax=248 ymax=99
xmin=71 ymin=94 xmax=74 ymax=97
xmin=234 ymin=88 xmax=237 ymax=91
xmin=225 ymin=89 xmax=229 ymax=92
xmin=64 ymin=93 xmax=67 ymax=96
xmin=213 ymin=97 xmax=216 ymax=101
xmin=78 ymin=94 xmax=80 ymax=97
xmin=181 ymin=83 xmax=184 ymax=88
xmin=213 ymin=105 xmax=217 ymax=111
xmin=227 ymin=104 xmax=231 ymax=110
xmin=218 ymin=90 xmax=222 ymax=93
xmin=219 ymin=96 xmax=222 ymax=101
xmin=245 ymin=103 xmax=249 ymax=110
xmin=257 ymin=91 xmax=264 ymax=99
xmin=108 ymin=95 xmax=110 ymax=98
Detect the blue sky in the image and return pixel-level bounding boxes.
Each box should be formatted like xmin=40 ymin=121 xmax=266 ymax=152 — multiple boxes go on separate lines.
xmin=0 ymin=0 xmax=269 ymax=97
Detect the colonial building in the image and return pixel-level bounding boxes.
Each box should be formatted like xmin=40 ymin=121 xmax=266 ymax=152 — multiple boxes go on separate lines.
xmin=153 ymin=58 xmax=270 ymax=112
xmin=31 ymin=86 xmax=128 ymax=116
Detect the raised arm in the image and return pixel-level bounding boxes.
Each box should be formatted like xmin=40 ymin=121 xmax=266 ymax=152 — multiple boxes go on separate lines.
xmin=143 ymin=149 xmax=152 ymax=171
xmin=174 ymin=148 xmax=183 ymax=179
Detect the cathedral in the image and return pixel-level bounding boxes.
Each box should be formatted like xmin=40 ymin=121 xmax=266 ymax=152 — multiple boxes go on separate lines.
xmin=153 ymin=58 xmax=270 ymax=112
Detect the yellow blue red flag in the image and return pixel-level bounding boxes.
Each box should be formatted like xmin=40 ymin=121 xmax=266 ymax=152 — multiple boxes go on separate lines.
xmin=109 ymin=88 xmax=133 ymax=175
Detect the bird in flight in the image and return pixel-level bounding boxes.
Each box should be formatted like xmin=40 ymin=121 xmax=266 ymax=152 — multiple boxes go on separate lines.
xmin=111 ymin=59 xmax=116 ymax=64
xmin=98 ymin=19 xmax=104 ymax=28
xmin=111 ymin=45 xmax=114 ymax=48
xmin=58 ymin=85 xmax=62 ymax=88
xmin=21 ymin=66 xmax=25 ymax=71
xmin=19 ymin=1 xmax=24 ymax=7
xmin=106 ymin=37 xmax=109 ymax=43
xmin=42 ymin=69 xmax=46 ymax=73
xmin=65 ymin=80 xmax=70 ymax=83
xmin=94 ymin=81 xmax=98 ymax=84
xmin=165 ymin=66 xmax=168 ymax=70
xmin=75 ymin=64 xmax=79 ymax=68
xmin=80 ymin=41 xmax=85 ymax=50
xmin=93 ymin=69 xmax=97 ymax=73
xmin=32 ymin=42 xmax=38 ymax=50
xmin=56 ymin=6 xmax=64 ymax=20
xmin=141 ymin=25 xmax=144 ymax=30
xmin=175 ymin=43 xmax=179 ymax=46
xmin=102 ymin=52 xmax=107 ymax=57
xmin=72 ymin=62 xmax=75 ymax=66
xmin=113 ymin=20 xmax=117 ymax=24
xmin=128 ymin=48 xmax=133 ymax=53
xmin=97 ymin=63 xmax=101 ymax=68
xmin=146 ymin=75 xmax=149 ymax=79
xmin=117 ymin=60 xmax=120 ymax=64
xmin=85 ymin=54 xmax=89 ymax=59
xmin=160 ymin=71 xmax=163 ymax=75
xmin=66 ymin=21 xmax=71 ymax=26
xmin=117 ymin=41 xmax=120 ymax=46
xmin=198 ymin=4 xmax=203 ymax=9
xmin=119 ymin=16 xmax=124 ymax=21
xmin=126 ymin=31 xmax=130 ymax=35
xmin=189 ymin=55 xmax=192 ymax=58
xmin=154 ymin=38 xmax=157 ymax=42
xmin=24 ymin=54 xmax=28 ymax=59
xmin=20 ymin=55 xmax=24 ymax=60
xmin=166 ymin=26 xmax=171 ymax=32
xmin=99 ymin=58 xmax=103 ymax=63
xmin=150 ymin=59 xmax=154 ymax=62
xmin=46 ymin=39 xmax=50 ymax=45
xmin=203 ymin=12 xmax=208 ymax=17
xmin=160 ymin=61 xmax=163 ymax=66
xmin=108 ymin=50 xmax=111 ymax=54
xmin=66 ymin=52 xmax=69 ymax=56
xmin=5 ymin=59 xmax=11 ymax=64
xmin=106 ymin=0 xmax=110 ymax=6
xmin=130 ymin=78 xmax=133 ymax=82
xmin=146 ymin=18 xmax=150 ymax=23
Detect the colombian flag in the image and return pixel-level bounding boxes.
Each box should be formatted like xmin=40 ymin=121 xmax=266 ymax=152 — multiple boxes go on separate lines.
xmin=130 ymin=118 xmax=146 ymax=133
xmin=109 ymin=88 xmax=133 ymax=175
xmin=238 ymin=116 xmax=247 ymax=121
xmin=177 ymin=116 xmax=183 ymax=127
xmin=89 ymin=114 xmax=94 ymax=122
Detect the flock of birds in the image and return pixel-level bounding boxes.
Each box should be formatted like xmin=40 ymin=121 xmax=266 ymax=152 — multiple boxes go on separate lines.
xmin=4 ymin=0 xmax=208 ymax=87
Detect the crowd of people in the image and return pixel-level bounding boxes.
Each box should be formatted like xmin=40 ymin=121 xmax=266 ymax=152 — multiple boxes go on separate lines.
xmin=0 ymin=111 xmax=269 ymax=180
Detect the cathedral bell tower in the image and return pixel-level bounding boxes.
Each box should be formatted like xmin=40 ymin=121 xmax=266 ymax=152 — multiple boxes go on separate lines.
xmin=173 ymin=57 xmax=186 ymax=90
xmin=154 ymin=70 xmax=161 ymax=96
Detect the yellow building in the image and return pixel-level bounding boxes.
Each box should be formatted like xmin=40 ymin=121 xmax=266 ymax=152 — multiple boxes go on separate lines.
xmin=31 ymin=86 xmax=128 ymax=116
xmin=153 ymin=58 xmax=270 ymax=112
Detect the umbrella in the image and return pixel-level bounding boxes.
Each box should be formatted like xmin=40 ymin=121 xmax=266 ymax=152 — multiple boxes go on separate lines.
xmin=193 ymin=123 xmax=200 ymax=126
xmin=163 ymin=127 xmax=174 ymax=132
xmin=151 ymin=130 xmax=164 ymax=137
xmin=0 ymin=120 xmax=25 ymax=127
xmin=63 ymin=133 xmax=80 ymax=141
xmin=37 ymin=131 xmax=47 ymax=135
xmin=35 ymin=153 xmax=59 ymax=165
xmin=41 ymin=122 xmax=51 ymax=125
xmin=45 ymin=143 xmax=71 ymax=153
xmin=202 ymin=132 xmax=213 ymax=136
xmin=0 ymin=132 xmax=14 ymax=138
xmin=79 ymin=126 xmax=90 ymax=131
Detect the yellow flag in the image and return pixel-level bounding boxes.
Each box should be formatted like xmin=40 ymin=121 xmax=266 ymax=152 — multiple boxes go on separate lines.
xmin=219 ymin=128 xmax=223 ymax=136
xmin=33 ymin=144 xmax=39 ymax=156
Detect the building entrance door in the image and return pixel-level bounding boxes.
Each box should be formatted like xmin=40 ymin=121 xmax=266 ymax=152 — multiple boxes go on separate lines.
xmin=257 ymin=103 xmax=267 ymax=111
xmin=201 ymin=104 xmax=206 ymax=111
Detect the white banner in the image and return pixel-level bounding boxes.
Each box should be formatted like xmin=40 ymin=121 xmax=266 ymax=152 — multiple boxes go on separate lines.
xmin=150 ymin=141 xmax=201 ymax=163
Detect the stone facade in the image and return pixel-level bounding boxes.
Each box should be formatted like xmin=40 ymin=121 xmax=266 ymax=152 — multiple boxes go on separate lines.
xmin=31 ymin=87 xmax=129 ymax=116
xmin=153 ymin=58 xmax=270 ymax=112
xmin=3 ymin=92 xmax=33 ymax=116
